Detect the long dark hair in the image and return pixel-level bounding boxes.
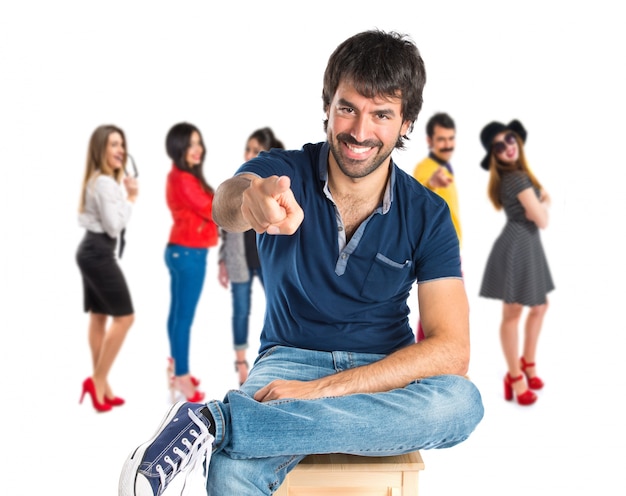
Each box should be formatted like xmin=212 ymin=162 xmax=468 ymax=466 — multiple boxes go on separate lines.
xmin=165 ymin=122 xmax=213 ymax=194
xmin=248 ymin=127 xmax=285 ymax=150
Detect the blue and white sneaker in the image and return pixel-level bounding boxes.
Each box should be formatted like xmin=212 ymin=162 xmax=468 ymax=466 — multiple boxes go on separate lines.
xmin=119 ymin=402 xmax=214 ymax=496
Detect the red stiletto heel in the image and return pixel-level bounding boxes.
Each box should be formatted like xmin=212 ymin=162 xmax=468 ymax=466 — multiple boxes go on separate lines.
xmin=169 ymin=374 xmax=205 ymax=403
xmin=185 ymin=390 xmax=205 ymax=402
xmin=504 ymin=374 xmax=537 ymax=406
xmin=79 ymin=377 xmax=112 ymax=413
xmin=104 ymin=396 xmax=125 ymax=407
xmin=167 ymin=358 xmax=200 ymax=386
xmin=520 ymin=357 xmax=544 ymax=390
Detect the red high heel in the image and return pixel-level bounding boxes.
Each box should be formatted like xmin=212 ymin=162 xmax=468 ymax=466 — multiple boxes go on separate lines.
xmin=104 ymin=395 xmax=125 ymax=407
xmin=79 ymin=377 xmax=112 ymax=413
xmin=520 ymin=357 xmax=544 ymax=390
xmin=171 ymin=387 xmax=204 ymax=403
xmin=504 ymin=374 xmax=537 ymax=406
xmin=185 ymin=390 xmax=205 ymax=402
xmin=167 ymin=358 xmax=200 ymax=386
xmin=168 ymin=375 xmax=205 ymax=403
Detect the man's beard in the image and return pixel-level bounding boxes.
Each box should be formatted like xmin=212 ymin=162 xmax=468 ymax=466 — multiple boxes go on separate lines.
xmin=329 ymin=132 xmax=395 ymax=179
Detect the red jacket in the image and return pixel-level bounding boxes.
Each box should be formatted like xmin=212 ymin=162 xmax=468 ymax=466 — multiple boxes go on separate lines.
xmin=166 ymin=165 xmax=218 ymax=248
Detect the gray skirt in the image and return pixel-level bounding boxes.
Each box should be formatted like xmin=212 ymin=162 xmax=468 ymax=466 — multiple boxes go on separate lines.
xmin=480 ymin=221 xmax=554 ymax=306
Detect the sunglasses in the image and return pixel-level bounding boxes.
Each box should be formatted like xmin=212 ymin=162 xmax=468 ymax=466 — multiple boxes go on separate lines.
xmin=492 ymin=132 xmax=516 ymax=155
xmin=124 ymin=153 xmax=139 ymax=178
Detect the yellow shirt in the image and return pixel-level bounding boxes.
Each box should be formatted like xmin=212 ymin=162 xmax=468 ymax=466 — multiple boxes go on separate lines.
xmin=412 ymin=156 xmax=462 ymax=246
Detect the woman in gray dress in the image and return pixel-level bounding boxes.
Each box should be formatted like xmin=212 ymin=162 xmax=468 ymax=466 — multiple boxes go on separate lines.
xmin=217 ymin=127 xmax=284 ymax=385
xmin=479 ymin=119 xmax=554 ymax=406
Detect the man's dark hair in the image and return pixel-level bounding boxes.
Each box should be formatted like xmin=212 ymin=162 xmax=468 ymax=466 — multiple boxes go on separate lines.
xmin=322 ymin=29 xmax=426 ymax=149
xmin=426 ymin=112 xmax=455 ymax=138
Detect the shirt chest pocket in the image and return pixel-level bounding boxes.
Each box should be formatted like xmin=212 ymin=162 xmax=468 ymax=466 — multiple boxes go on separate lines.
xmin=360 ymin=253 xmax=412 ymax=301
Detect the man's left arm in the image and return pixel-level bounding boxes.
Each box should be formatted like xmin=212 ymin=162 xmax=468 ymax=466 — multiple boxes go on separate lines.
xmin=254 ymin=278 xmax=469 ymax=402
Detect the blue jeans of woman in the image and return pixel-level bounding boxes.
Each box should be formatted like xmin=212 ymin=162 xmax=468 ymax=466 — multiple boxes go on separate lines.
xmin=165 ymin=244 xmax=208 ymax=376
xmin=205 ymin=345 xmax=484 ymax=495
xmin=231 ymin=267 xmax=264 ymax=350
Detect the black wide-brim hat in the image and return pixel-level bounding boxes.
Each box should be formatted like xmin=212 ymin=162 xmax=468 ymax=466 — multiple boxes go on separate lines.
xmin=479 ymin=119 xmax=527 ymax=170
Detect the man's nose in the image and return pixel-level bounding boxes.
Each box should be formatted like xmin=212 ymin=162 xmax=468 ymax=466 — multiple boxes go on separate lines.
xmin=349 ymin=115 xmax=372 ymax=143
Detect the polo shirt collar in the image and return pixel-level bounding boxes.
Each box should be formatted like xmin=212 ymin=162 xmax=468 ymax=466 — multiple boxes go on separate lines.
xmin=319 ymin=142 xmax=394 ymax=214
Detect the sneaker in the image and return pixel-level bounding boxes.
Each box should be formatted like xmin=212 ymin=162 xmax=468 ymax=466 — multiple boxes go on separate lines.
xmin=119 ymin=401 xmax=214 ymax=496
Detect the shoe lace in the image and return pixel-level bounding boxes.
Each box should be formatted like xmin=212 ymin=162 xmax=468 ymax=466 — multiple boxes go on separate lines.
xmin=155 ymin=407 xmax=213 ymax=496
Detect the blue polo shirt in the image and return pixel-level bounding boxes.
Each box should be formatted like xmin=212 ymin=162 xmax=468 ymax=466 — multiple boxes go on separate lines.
xmin=237 ymin=142 xmax=461 ymax=355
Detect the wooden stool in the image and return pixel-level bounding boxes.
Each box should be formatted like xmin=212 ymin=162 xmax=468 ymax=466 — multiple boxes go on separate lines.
xmin=275 ymin=451 xmax=425 ymax=495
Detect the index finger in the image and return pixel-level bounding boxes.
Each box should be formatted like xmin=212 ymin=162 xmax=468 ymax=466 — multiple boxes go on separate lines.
xmin=243 ymin=176 xmax=303 ymax=235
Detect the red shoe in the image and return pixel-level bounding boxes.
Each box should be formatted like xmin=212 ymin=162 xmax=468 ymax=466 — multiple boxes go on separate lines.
xmin=520 ymin=357 xmax=544 ymax=390
xmin=504 ymin=374 xmax=537 ymax=406
xmin=104 ymin=395 xmax=125 ymax=407
xmin=185 ymin=390 xmax=205 ymax=402
xmin=169 ymin=374 xmax=205 ymax=403
xmin=171 ymin=386 xmax=205 ymax=403
xmin=79 ymin=377 xmax=112 ymax=413
xmin=167 ymin=358 xmax=200 ymax=386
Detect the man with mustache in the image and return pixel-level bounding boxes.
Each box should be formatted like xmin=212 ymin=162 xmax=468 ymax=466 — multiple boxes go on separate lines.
xmin=412 ymin=113 xmax=461 ymax=342
xmin=119 ymin=31 xmax=483 ymax=496
xmin=412 ymin=112 xmax=461 ymax=245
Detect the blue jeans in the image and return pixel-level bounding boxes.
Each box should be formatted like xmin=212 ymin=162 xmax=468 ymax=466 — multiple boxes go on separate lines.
xmin=231 ymin=268 xmax=264 ymax=349
xmin=164 ymin=244 xmax=208 ymax=376
xmin=205 ymin=346 xmax=484 ymax=495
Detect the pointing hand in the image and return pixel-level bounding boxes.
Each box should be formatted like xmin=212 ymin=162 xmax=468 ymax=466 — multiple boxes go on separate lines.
xmin=241 ymin=175 xmax=304 ymax=235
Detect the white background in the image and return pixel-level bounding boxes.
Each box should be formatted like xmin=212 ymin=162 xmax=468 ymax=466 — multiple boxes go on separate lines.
xmin=1 ymin=1 xmax=624 ymax=494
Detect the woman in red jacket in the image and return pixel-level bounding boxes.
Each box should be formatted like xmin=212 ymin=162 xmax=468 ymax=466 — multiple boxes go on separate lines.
xmin=164 ymin=122 xmax=217 ymax=402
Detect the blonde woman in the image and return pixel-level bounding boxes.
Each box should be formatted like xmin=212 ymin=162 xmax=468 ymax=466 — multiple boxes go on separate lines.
xmin=479 ymin=119 xmax=554 ymax=406
xmin=76 ymin=124 xmax=138 ymax=413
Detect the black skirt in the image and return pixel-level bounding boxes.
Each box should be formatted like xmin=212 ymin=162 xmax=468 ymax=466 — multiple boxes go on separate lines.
xmin=76 ymin=231 xmax=134 ymax=316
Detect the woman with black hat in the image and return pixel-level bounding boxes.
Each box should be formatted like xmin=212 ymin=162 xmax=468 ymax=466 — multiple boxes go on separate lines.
xmin=478 ymin=119 xmax=554 ymax=406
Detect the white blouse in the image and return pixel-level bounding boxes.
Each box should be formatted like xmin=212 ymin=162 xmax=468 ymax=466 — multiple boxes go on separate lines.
xmin=78 ymin=174 xmax=133 ymax=239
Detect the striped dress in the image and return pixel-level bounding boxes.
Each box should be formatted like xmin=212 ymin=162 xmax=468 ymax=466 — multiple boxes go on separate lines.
xmin=479 ymin=171 xmax=554 ymax=306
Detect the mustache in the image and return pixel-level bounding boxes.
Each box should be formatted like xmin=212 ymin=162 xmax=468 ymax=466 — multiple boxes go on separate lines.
xmin=336 ymin=133 xmax=382 ymax=148
xmin=440 ymin=147 xmax=454 ymax=153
